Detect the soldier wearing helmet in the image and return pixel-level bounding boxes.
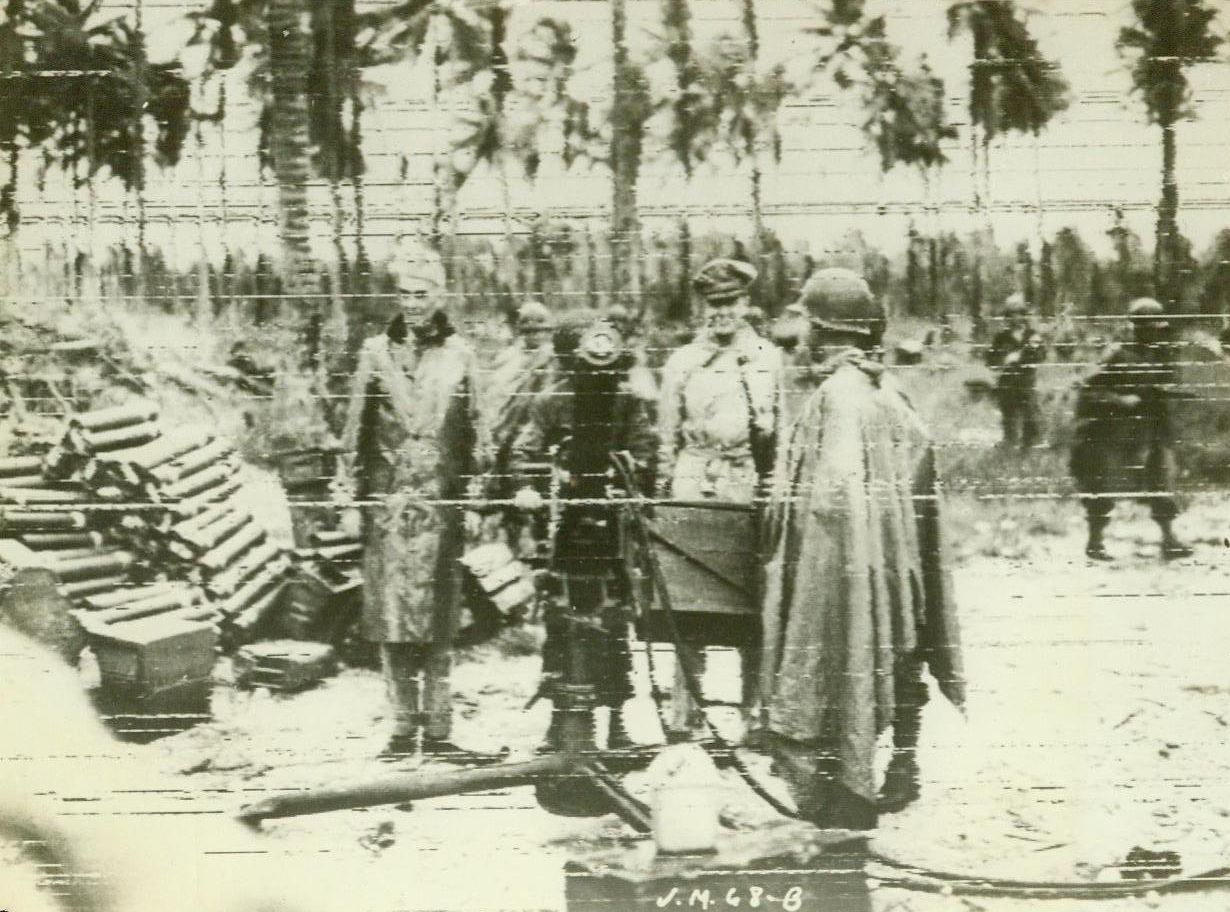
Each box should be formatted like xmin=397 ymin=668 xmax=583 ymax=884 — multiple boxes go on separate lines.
xmin=337 ymin=242 xmax=505 ymax=765
xmin=500 ymin=316 xmax=657 ymax=753
xmin=1070 ymin=297 xmax=1190 ymax=560
xmin=985 ymin=293 xmax=1046 ymax=449
xmin=657 ymin=257 xmax=785 ymax=740
xmin=759 ymin=268 xmax=965 ymax=830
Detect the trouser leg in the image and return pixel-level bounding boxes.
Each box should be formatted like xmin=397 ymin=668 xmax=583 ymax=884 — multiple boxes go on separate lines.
xmin=892 ymin=656 xmax=928 ymax=754
xmin=998 ymin=394 xmax=1019 ymax=448
xmin=421 ymin=640 xmax=453 ymax=741
xmin=670 ymin=642 xmax=706 ymax=735
xmin=1020 ymin=390 xmax=1041 ymax=449
xmin=381 ymin=643 xmax=425 ymax=738
xmin=739 ymin=643 xmax=761 ymax=721
xmin=1083 ymin=496 xmax=1113 ymax=557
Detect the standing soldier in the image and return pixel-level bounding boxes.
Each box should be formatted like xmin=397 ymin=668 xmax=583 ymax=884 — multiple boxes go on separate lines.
xmin=337 ymin=247 xmax=504 ymax=764
xmin=1071 ymin=298 xmax=1191 ymax=561
xmin=760 ymin=268 xmax=965 ymax=830
xmin=482 ymin=300 xmax=555 ymax=445
xmin=481 ymin=300 xmax=557 ymax=560
xmin=657 ymin=258 xmax=784 ymax=740
xmin=502 ymin=319 xmax=657 ymax=752
xmin=985 ymin=294 xmax=1046 ymax=449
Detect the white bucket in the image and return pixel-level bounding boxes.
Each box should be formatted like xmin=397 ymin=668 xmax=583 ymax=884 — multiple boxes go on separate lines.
xmin=652 ymin=783 xmax=721 ymax=854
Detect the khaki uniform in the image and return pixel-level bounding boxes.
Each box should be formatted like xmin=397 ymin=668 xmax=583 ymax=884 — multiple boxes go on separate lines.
xmin=657 ymin=324 xmax=784 ymax=734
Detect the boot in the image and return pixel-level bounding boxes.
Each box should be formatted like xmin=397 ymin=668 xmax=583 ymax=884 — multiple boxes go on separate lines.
xmin=878 ymin=752 xmax=921 ymax=814
xmin=807 ymin=778 xmax=878 ymax=831
xmin=606 ymin=712 xmax=635 ymax=751
xmin=377 ymin=730 xmax=420 ymax=763
xmin=1158 ymin=521 xmax=1192 ymax=560
xmin=420 ymin=736 xmax=509 ymax=767
xmin=1085 ymin=517 xmax=1111 ymax=561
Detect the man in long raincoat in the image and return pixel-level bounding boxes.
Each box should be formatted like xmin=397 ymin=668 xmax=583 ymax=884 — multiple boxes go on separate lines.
xmin=657 ymin=258 xmax=785 ymax=740
xmin=760 ymin=268 xmax=965 ymax=830
xmin=338 ymin=246 xmax=502 ymax=764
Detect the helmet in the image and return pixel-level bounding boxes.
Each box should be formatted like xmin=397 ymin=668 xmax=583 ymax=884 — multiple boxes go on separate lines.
xmin=797 ymin=268 xmax=884 ymax=337
xmin=575 ymin=320 xmax=624 ymax=368
xmin=390 ymin=239 xmax=446 ymax=294
xmin=692 ymin=258 xmax=758 ymax=304
xmin=1127 ymin=297 xmax=1167 ymax=325
xmin=1002 ymin=294 xmax=1029 ymax=317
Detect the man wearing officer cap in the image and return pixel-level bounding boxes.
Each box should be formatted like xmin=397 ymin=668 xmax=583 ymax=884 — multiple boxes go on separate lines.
xmin=337 ymin=241 xmax=505 ymax=764
xmin=657 ymin=257 xmax=785 ymax=740
xmin=1071 ymin=297 xmax=1191 ymax=560
xmin=759 ymin=267 xmax=965 ymax=829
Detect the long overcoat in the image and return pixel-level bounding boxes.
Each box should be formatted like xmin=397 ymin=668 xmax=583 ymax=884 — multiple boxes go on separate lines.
xmin=341 ymin=331 xmax=478 ymax=644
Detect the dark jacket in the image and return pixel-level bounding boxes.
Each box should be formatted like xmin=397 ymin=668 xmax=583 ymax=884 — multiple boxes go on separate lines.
xmin=1071 ymin=342 xmax=1177 ymax=494
xmin=986 ymin=326 xmax=1045 ymax=391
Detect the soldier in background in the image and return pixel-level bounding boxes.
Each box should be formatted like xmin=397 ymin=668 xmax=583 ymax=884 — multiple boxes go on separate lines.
xmin=481 ymin=300 xmax=557 ymax=561
xmin=337 ymin=247 xmax=504 ymax=764
xmin=985 ymin=294 xmax=1046 ymax=449
xmin=1071 ymin=298 xmax=1191 ymax=561
xmin=606 ymin=304 xmax=659 ymax=408
xmin=657 ymin=257 xmax=785 ymax=740
xmin=759 ymin=268 xmax=965 ymax=830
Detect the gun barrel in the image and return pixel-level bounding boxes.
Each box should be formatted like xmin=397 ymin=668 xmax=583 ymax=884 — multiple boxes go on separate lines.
xmin=237 ymin=754 xmax=574 ymax=825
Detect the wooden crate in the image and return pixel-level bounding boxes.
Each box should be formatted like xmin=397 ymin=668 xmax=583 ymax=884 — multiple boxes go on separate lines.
xmin=90 ymin=614 xmax=217 ymax=698
xmin=644 ymin=503 xmax=760 ymax=617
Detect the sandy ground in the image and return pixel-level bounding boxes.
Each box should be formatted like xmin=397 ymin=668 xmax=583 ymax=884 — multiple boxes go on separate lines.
xmin=10 ymin=492 xmax=1230 ymax=912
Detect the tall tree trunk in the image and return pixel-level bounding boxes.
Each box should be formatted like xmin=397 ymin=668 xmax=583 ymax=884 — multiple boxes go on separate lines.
xmin=266 ymin=0 xmax=317 ymax=359
xmin=132 ymin=0 xmax=148 ymax=302
xmin=0 ymin=0 xmax=23 ymax=241
xmin=610 ymin=0 xmax=640 ymax=311
xmin=1156 ymin=120 xmax=1179 ymax=309
xmin=350 ymin=91 xmax=366 ymax=273
xmin=663 ymin=0 xmax=694 ymax=322
xmin=194 ymin=82 xmax=212 ymax=323
xmin=740 ymin=0 xmax=764 ymax=263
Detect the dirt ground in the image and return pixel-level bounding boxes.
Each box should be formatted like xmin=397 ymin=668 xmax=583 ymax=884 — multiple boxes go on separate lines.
xmin=44 ymin=490 xmax=1212 ymax=912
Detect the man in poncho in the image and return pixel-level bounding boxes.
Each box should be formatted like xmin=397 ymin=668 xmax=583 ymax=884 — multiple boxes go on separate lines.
xmin=337 ymin=245 xmax=502 ymax=764
xmin=760 ymin=268 xmax=965 ymax=830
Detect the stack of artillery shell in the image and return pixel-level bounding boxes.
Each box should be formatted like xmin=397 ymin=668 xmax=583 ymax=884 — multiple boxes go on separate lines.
xmin=0 ymin=395 xmax=358 ymax=669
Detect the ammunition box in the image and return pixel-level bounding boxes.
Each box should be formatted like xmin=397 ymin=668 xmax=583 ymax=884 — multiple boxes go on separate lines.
xmin=234 ymin=640 xmax=337 ymax=692
xmin=89 ymin=614 xmax=218 ymax=698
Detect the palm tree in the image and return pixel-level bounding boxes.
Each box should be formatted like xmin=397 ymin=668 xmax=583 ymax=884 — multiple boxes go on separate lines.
xmin=946 ymin=2 xmax=1067 ymax=219
xmin=811 ymin=3 xmax=956 ymax=318
xmin=946 ymin=1 xmax=1067 ymax=325
xmin=265 ymin=0 xmax=316 ymax=351
xmin=696 ymin=34 xmax=789 ymax=273
xmin=20 ymin=0 xmax=189 ymax=292
xmin=1117 ymin=0 xmax=1223 ymax=309
xmin=609 ymin=0 xmax=649 ymax=311
xmin=658 ymin=0 xmax=703 ymax=319
xmin=0 ymin=0 xmax=26 ymax=238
